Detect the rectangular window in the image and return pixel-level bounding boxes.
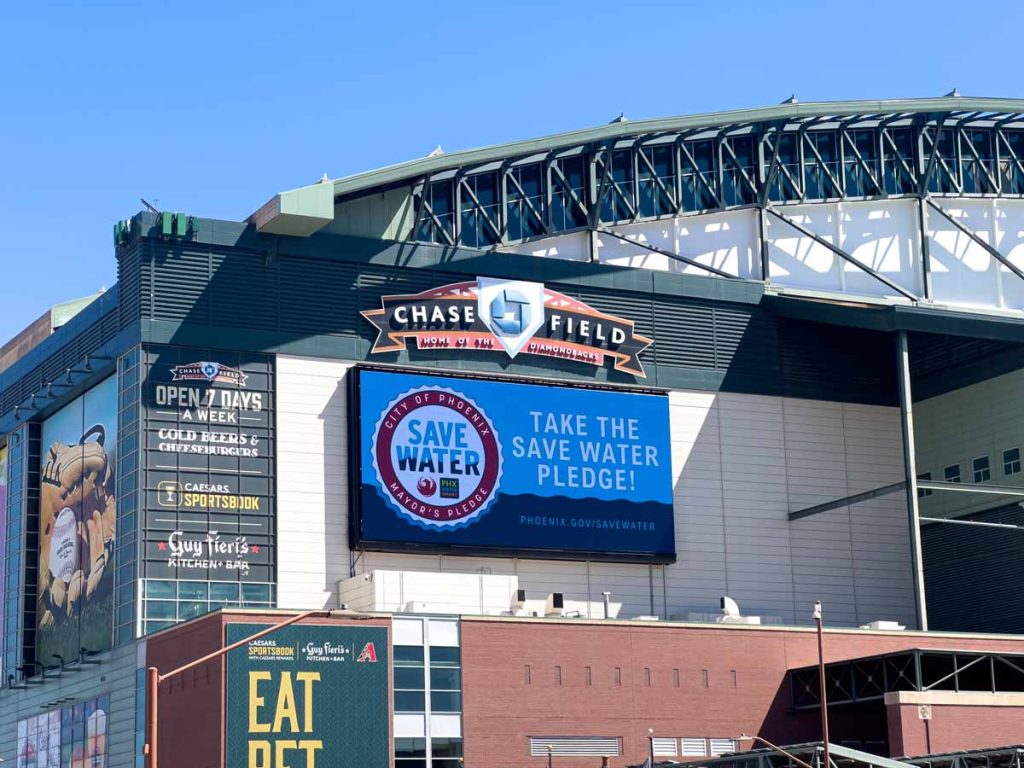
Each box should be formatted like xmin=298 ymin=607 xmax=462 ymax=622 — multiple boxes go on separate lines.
xmin=917 ymin=472 xmax=932 ymax=498
xmin=394 ymin=644 xmax=426 ymax=713
xmin=702 ymin=669 xmax=710 ymax=688
xmin=431 ymin=738 xmax=463 ymax=758
xmin=429 ymin=691 xmax=462 ymax=712
xmin=1004 ymin=448 xmax=1021 ymax=476
xmin=944 ymin=464 xmax=961 ymax=483
xmin=530 ymin=738 xmax=622 ymax=757
xmin=429 ymin=668 xmax=461 ymax=690
xmin=643 ymin=667 xmax=651 ymax=686
xmin=429 ymin=647 xmax=460 ymax=666
xmin=614 ymin=667 xmax=622 ymax=686
xmin=731 ymin=670 xmax=737 ymax=688
xmin=973 ymin=456 xmax=991 ymax=483
xmin=524 ymin=664 xmax=531 ymax=684
xmin=396 ymin=738 xmax=427 ymax=758
xmin=395 ymin=667 xmax=426 ymax=689
xmin=394 ymin=646 xmax=426 ymax=666
xmin=584 ymin=666 xmax=592 ymax=686
xmin=673 ymin=669 xmax=680 ymax=688
xmin=555 ymin=666 xmax=562 ymax=685
xmin=394 ymin=691 xmax=426 ymax=712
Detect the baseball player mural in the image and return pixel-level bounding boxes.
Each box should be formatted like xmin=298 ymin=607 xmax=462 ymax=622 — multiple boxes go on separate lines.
xmin=36 ymin=376 xmax=117 ymax=663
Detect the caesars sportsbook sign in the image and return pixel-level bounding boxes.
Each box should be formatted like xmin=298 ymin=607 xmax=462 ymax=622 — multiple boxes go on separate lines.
xmin=226 ymin=623 xmax=388 ymax=768
xmin=362 ymin=277 xmax=653 ymax=376
xmin=353 ymin=368 xmax=675 ymax=561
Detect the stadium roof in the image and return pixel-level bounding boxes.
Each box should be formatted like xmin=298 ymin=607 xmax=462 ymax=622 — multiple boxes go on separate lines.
xmin=253 ymin=95 xmax=1024 ymax=233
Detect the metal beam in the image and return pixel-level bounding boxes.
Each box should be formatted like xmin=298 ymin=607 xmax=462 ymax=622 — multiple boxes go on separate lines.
xmin=897 ymin=330 xmax=928 ymax=631
xmin=788 ymin=481 xmax=907 ymax=521
xmin=918 ymin=479 xmax=1024 ymax=496
xmin=764 ymin=207 xmax=920 ymax=300
xmin=920 ymin=517 xmax=1024 ymax=531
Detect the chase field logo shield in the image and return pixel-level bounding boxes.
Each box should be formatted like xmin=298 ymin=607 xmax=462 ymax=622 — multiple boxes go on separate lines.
xmin=370 ymin=386 xmax=502 ymax=529
xmin=476 ymin=278 xmax=546 ymax=358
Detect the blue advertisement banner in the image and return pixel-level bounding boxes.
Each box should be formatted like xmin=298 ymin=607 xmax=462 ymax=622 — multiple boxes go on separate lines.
xmin=353 ymin=369 xmax=675 ymax=561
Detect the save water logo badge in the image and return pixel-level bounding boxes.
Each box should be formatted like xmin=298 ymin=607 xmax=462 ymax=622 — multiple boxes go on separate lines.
xmin=371 ymin=386 xmax=502 ymax=529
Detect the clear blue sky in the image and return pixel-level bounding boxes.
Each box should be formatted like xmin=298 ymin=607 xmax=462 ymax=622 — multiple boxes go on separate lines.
xmin=2 ymin=0 xmax=1023 ymax=343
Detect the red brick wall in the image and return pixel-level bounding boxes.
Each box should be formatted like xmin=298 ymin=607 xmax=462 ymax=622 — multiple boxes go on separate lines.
xmin=889 ymin=702 xmax=1024 ymax=757
xmin=146 ymin=612 xmax=225 ymax=768
xmin=460 ymin=618 xmax=1024 ymax=766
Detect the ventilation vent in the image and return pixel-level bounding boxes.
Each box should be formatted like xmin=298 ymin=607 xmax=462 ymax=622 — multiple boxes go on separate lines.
xmin=681 ymin=738 xmax=707 ymax=757
xmin=652 ymin=738 xmax=678 ymax=756
xmin=529 ymin=738 xmax=621 ymax=757
xmin=710 ymin=739 xmax=738 ymax=756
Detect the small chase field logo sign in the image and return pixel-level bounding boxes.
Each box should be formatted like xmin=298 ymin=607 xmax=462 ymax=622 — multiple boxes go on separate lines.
xmin=171 ymin=361 xmax=249 ymax=386
xmin=371 ymin=386 xmax=502 ymax=529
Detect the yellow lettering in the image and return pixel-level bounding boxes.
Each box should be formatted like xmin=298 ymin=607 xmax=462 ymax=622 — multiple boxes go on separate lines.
xmin=248 ymin=741 xmax=270 ymax=768
xmin=296 ymin=672 xmax=320 ymax=733
xmin=299 ymin=740 xmax=324 ymax=768
xmin=273 ymin=672 xmax=299 ymax=733
xmin=249 ymin=672 xmax=272 ymax=733
xmin=275 ymin=740 xmax=298 ymax=768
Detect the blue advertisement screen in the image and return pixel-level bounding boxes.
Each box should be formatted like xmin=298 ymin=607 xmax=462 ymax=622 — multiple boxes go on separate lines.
xmin=354 ymin=369 xmax=675 ymax=561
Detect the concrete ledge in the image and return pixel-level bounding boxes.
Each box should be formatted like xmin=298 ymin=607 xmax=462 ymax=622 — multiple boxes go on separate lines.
xmin=885 ymin=690 xmax=1024 ymax=706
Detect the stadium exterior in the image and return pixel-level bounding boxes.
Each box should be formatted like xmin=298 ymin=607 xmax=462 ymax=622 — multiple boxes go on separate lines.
xmin=5 ymin=96 xmax=1024 ymax=767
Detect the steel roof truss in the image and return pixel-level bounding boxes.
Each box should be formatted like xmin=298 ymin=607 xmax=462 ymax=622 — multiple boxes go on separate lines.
xmin=841 ymin=130 xmax=885 ymax=196
xmin=678 ymin=140 xmax=724 ymax=209
xmin=505 ymin=165 xmax=549 ymax=237
xmin=636 ymin=141 xmax=678 ymax=212
xmin=550 ymin=159 xmax=590 ymax=222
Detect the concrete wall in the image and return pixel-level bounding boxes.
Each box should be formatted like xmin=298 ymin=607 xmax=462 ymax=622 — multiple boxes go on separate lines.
xmin=0 ymin=644 xmax=139 ymax=768
xmin=276 ymin=355 xmax=917 ymax=628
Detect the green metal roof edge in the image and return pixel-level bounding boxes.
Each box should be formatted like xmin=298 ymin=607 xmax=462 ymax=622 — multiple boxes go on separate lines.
xmin=312 ymin=96 xmax=1024 ymax=200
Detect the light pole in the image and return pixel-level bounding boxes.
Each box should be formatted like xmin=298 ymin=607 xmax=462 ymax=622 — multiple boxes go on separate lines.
xmin=736 ymin=735 xmax=815 ymax=768
xmin=813 ymin=601 xmax=830 ymax=768
xmin=547 ymin=744 xmax=553 ymax=768
xmin=647 ymin=728 xmax=655 ymax=766
xmin=144 ymin=609 xmax=334 ymax=768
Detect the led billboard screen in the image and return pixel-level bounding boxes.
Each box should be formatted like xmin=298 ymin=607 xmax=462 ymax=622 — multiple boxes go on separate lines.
xmin=352 ymin=368 xmax=675 ymax=562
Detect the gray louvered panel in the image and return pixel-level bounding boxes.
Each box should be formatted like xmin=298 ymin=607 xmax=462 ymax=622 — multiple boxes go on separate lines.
xmin=278 ymin=256 xmax=362 ymax=335
xmin=651 ymin=297 xmax=717 ymax=369
xmin=149 ymin=248 xmax=213 ymax=322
